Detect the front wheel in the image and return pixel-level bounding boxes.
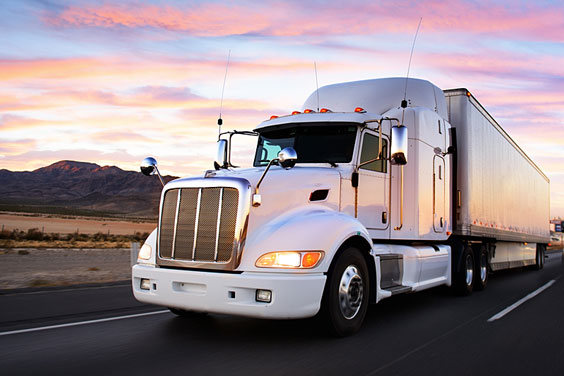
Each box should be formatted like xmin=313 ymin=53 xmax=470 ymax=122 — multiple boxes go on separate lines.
xmin=322 ymin=247 xmax=370 ymax=337
xmin=454 ymin=246 xmax=474 ymax=296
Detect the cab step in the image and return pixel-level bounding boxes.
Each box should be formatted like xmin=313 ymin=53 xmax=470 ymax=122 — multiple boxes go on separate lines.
xmin=384 ymin=284 xmax=412 ymax=295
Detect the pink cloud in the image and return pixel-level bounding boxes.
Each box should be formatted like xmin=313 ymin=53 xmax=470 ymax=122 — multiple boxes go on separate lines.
xmin=44 ymin=1 xmax=564 ymax=41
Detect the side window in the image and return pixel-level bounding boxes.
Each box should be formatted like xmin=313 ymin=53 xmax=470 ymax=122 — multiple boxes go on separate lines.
xmin=359 ymin=133 xmax=387 ymax=173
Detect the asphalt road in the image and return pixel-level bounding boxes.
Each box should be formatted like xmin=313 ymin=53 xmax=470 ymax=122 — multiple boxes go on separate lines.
xmin=1 ymin=251 xmax=563 ymax=376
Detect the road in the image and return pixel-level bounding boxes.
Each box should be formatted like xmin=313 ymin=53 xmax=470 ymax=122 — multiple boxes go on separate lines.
xmin=1 ymin=251 xmax=563 ymax=376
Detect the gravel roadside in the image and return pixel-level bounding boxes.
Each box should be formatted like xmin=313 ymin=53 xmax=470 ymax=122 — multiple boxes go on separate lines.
xmin=0 ymin=248 xmax=133 ymax=290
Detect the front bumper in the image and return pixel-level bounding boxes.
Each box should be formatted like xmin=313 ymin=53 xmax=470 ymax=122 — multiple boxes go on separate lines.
xmin=132 ymin=265 xmax=326 ymax=319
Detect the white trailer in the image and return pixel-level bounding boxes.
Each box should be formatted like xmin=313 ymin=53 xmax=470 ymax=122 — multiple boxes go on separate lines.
xmin=446 ymin=89 xmax=550 ymax=272
xmin=132 ymin=78 xmax=550 ymax=336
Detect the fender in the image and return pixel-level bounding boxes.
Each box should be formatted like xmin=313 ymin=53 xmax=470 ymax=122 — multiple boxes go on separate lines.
xmin=238 ymin=206 xmax=372 ymax=273
xmin=138 ymin=228 xmax=158 ymax=265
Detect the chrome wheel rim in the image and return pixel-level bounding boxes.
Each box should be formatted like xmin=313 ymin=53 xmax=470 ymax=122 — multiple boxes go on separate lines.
xmin=465 ymin=254 xmax=473 ymax=286
xmin=338 ymin=265 xmax=364 ymax=320
xmin=480 ymin=253 xmax=487 ymax=282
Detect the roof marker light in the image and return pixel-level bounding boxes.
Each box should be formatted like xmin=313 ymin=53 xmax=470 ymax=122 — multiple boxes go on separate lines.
xmin=270 ymin=115 xmax=278 ymax=120
xmin=291 ymin=111 xmax=301 ymax=115
xmin=354 ymin=107 xmax=366 ymax=113
xmin=320 ymin=108 xmax=331 ymax=113
xmin=304 ymin=109 xmax=314 ymax=113
xmin=466 ymin=91 xmax=471 ymax=97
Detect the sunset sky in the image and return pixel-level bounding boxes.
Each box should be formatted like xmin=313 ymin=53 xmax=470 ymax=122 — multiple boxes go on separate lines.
xmin=1 ymin=0 xmax=563 ymax=217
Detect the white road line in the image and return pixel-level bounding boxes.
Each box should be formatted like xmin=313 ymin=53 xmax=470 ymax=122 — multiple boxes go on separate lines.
xmin=487 ymin=280 xmax=556 ymax=322
xmin=0 ymin=310 xmax=169 ymax=337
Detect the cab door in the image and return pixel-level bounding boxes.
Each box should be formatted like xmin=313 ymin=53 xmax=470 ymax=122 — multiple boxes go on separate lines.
xmin=356 ymin=130 xmax=390 ymax=231
xmin=433 ymin=155 xmax=445 ymax=233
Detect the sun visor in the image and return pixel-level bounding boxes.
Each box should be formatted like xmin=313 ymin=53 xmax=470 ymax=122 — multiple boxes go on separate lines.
xmin=302 ymin=77 xmax=448 ymax=120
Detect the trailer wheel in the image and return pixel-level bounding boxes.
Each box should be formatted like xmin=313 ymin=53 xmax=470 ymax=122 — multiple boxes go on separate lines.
xmin=322 ymin=247 xmax=369 ymax=337
xmin=454 ymin=246 xmax=474 ymax=295
xmin=533 ymin=244 xmax=545 ymax=270
xmin=474 ymin=245 xmax=489 ymax=291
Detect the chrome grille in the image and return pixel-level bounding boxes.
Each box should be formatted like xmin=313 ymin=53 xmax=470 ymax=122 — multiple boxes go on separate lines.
xmin=159 ymin=187 xmax=239 ymax=264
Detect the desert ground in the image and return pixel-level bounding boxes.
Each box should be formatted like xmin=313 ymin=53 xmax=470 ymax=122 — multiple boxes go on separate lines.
xmin=0 ymin=212 xmax=152 ymax=290
xmin=0 ymin=212 xmax=156 ymax=235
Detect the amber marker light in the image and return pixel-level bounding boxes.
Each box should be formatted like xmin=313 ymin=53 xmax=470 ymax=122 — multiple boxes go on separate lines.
xmin=319 ymin=108 xmax=331 ymax=113
xmin=302 ymin=252 xmax=323 ymax=268
xmin=291 ymin=111 xmax=301 ymax=115
xmin=354 ymin=107 xmax=366 ymax=113
xmin=270 ymin=115 xmax=279 ymax=120
xmin=256 ymin=251 xmax=324 ymax=269
xmin=303 ymin=109 xmax=314 ymax=113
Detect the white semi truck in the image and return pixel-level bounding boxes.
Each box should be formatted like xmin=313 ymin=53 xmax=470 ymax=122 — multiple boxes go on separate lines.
xmin=132 ymin=78 xmax=550 ymax=336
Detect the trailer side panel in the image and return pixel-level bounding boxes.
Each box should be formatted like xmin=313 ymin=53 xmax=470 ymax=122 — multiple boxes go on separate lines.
xmin=445 ymin=90 xmax=549 ymax=243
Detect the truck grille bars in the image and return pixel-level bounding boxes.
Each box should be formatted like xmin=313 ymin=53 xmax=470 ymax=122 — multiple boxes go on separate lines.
xmin=159 ymin=187 xmax=239 ymax=265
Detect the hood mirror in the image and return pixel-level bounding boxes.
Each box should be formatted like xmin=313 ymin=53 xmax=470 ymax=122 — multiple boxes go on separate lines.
xmin=140 ymin=157 xmax=165 ymax=186
xmin=278 ymin=147 xmax=298 ymax=169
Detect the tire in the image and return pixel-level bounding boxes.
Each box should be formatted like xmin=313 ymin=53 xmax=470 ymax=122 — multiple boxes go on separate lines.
xmin=533 ymin=244 xmax=545 ymax=270
xmin=322 ymin=247 xmax=370 ymax=337
xmin=454 ymin=246 xmax=474 ymax=295
xmin=169 ymin=307 xmax=208 ymax=317
xmin=473 ymin=245 xmax=489 ymax=291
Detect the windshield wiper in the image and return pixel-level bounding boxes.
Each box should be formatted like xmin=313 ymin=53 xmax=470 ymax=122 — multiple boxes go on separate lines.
xmin=323 ymin=160 xmax=338 ymax=167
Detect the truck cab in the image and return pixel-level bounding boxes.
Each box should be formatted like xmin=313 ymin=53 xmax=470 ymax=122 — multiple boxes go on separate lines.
xmin=132 ymin=77 xmax=548 ymax=336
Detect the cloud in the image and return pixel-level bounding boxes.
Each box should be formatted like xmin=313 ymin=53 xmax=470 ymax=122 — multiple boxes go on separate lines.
xmin=42 ymin=1 xmax=564 ymax=41
xmin=0 ymin=139 xmax=37 ymax=156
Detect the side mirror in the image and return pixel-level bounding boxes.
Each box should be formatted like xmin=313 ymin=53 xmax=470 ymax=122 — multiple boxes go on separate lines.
xmin=390 ymin=125 xmax=408 ymax=165
xmin=278 ymin=147 xmax=298 ymax=169
xmin=214 ymin=139 xmax=228 ymax=170
xmin=140 ymin=157 xmax=164 ymax=186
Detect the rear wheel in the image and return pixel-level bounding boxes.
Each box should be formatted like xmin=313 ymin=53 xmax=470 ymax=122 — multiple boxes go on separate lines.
xmin=473 ymin=245 xmax=489 ymax=291
xmin=322 ymin=247 xmax=369 ymax=337
xmin=454 ymin=246 xmax=474 ymax=295
xmin=534 ymin=244 xmax=545 ymax=270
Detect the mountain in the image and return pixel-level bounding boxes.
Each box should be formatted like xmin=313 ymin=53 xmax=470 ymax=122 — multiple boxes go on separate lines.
xmin=0 ymin=161 xmax=178 ymax=218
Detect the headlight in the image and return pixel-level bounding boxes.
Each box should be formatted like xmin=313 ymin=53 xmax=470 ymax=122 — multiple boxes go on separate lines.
xmin=138 ymin=243 xmax=152 ymax=261
xmin=256 ymin=251 xmax=324 ymax=269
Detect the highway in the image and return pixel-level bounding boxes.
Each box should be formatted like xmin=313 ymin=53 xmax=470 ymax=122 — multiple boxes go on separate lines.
xmin=1 ymin=251 xmax=562 ymax=376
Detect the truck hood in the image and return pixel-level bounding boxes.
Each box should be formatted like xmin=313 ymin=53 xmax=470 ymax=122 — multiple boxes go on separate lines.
xmin=218 ymin=166 xmax=342 ymax=256
xmin=169 ymin=165 xmax=342 ymax=246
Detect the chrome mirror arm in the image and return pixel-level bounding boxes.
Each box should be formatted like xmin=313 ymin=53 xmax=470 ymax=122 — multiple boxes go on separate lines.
xmin=252 ymin=147 xmax=298 ymax=207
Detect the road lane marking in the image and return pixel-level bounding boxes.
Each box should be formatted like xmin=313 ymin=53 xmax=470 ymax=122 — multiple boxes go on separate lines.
xmin=0 ymin=310 xmax=169 ymax=337
xmin=487 ymin=279 xmax=556 ymax=322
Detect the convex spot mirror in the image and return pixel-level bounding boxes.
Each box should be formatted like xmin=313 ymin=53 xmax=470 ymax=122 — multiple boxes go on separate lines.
xmin=278 ymin=147 xmax=298 ymax=169
xmin=140 ymin=157 xmax=158 ymax=176
xmin=391 ymin=125 xmax=408 ymax=165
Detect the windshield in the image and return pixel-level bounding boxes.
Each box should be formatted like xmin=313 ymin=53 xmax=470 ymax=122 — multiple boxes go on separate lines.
xmin=253 ymin=122 xmax=358 ymax=166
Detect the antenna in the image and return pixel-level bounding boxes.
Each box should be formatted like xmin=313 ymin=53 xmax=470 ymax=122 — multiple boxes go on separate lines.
xmin=314 ymin=62 xmax=320 ymax=112
xmin=218 ymin=49 xmax=231 ymax=136
xmin=401 ymin=17 xmax=422 ymax=110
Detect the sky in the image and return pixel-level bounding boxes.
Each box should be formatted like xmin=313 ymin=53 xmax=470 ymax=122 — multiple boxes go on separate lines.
xmin=1 ymin=0 xmax=563 ymax=218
